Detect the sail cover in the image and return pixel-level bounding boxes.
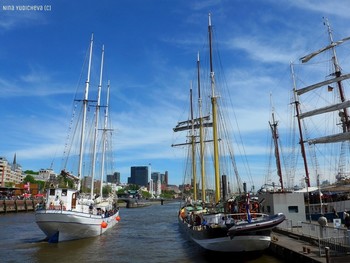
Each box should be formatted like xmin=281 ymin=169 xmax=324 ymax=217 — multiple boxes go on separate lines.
xmin=299 ymin=100 xmax=350 ymax=119
xmin=296 ymin=73 xmax=350 ymax=96
xmin=300 ymin=36 xmax=350 ymax=63
xmin=308 ymin=132 xmax=350 ymax=144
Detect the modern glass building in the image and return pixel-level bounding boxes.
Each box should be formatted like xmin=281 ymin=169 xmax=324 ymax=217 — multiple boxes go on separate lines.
xmin=128 ymin=166 xmax=149 ymax=187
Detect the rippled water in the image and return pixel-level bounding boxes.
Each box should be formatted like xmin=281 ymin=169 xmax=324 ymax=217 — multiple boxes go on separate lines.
xmin=0 ymin=201 xmax=282 ymax=262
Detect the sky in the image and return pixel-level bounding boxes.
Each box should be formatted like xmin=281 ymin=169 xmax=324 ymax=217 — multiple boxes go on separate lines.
xmin=1 ymin=0 xmax=350 ymax=189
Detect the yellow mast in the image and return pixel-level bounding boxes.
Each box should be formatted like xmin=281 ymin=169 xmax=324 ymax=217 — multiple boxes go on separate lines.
xmin=208 ymin=13 xmax=221 ymax=203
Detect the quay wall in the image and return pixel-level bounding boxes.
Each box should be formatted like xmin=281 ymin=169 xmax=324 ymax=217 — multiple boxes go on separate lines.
xmin=0 ymin=199 xmax=42 ymax=213
xmin=268 ymin=236 xmax=327 ymax=263
xmin=269 ymin=225 xmax=350 ymax=263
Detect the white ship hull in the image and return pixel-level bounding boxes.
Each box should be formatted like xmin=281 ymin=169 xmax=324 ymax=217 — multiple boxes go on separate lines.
xmin=35 ymin=209 xmax=120 ymax=242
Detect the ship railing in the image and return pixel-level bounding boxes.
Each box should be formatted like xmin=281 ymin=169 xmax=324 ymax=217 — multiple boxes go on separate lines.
xmin=276 ymin=218 xmax=350 ymax=256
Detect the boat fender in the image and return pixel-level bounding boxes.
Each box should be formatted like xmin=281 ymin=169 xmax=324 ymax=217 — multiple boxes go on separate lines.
xmin=101 ymin=221 xmax=108 ymax=228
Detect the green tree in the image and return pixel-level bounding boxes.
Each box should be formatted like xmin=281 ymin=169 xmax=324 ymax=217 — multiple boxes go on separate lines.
xmin=102 ymin=185 xmax=112 ymax=196
xmin=23 ymin=170 xmax=39 ymax=175
xmin=23 ymin=174 xmax=36 ymax=184
xmin=117 ymin=188 xmax=126 ymax=194
xmin=141 ymin=190 xmax=152 ymax=199
xmin=160 ymin=190 xmax=176 ymax=199
xmin=56 ymin=173 xmax=75 ymax=188
xmin=127 ymin=184 xmax=140 ymax=191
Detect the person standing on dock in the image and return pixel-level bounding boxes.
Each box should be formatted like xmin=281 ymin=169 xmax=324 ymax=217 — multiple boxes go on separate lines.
xmin=344 ymin=211 xmax=350 ymax=229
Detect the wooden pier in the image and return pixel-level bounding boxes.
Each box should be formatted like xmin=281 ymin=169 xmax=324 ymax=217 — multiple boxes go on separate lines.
xmin=0 ymin=199 xmax=42 ymax=213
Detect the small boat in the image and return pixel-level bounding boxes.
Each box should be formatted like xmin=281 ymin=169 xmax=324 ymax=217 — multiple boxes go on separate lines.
xmin=173 ymin=13 xmax=285 ymax=253
xmin=228 ymin=213 xmax=286 ymax=236
xmin=35 ymin=35 xmax=120 ymax=243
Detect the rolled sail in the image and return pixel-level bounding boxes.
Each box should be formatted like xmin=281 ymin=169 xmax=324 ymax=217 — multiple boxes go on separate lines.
xmin=308 ymin=132 xmax=350 ymax=144
xmin=296 ymin=73 xmax=350 ymax=96
xmin=300 ymin=100 xmax=350 ymax=119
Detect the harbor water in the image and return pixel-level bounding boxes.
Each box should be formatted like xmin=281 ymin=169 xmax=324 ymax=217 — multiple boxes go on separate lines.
xmin=0 ymin=201 xmax=282 ymax=263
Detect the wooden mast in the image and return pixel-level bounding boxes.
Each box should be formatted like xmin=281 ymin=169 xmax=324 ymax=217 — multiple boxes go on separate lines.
xmin=291 ymin=63 xmax=310 ymax=187
xmin=208 ymin=13 xmax=221 ymax=203
xmin=269 ymin=108 xmax=284 ymax=190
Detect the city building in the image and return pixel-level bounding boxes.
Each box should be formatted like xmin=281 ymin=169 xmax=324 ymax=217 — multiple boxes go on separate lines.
xmin=36 ymin=168 xmax=56 ymax=181
xmin=107 ymin=172 xmax=120 ymax=184
xmin=128 ymin=166 xmax=149 ymax=187
xmin=0 ymin=154 xmax=23 ymax=187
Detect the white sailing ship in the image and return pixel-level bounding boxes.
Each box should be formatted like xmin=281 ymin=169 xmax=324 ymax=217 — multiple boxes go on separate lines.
xmin=35 ymin=35 xmax=120 ymax=243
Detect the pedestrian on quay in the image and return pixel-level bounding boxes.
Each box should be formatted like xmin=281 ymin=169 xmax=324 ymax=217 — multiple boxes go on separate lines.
xmin=333 ymin=208 xmax=339 ymax=218
xmin=344 ymin=211 xmax=350 ymax=229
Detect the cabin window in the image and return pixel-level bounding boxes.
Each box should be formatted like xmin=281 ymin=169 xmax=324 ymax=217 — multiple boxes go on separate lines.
xmin=288 ymin=206 xmax=299 ymax=213
xmin=62 ymin=189 xmax=67 ymax=196
xmin=49 ymin=189 xmax=55 ymax=196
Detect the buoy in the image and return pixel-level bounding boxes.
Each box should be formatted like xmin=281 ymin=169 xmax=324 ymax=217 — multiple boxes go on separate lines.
xmin=116 ymin=216 xmax=121 ymax=221
xmin=101 ymin=221 xmax=108 ymax=228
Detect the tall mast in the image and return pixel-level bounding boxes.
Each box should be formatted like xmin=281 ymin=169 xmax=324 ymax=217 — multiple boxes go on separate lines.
xmin=291 ymin=63 xmax=310 ymax=187
xmin=197 ymin=52 xmax=206 ymax=202
xmin=324 ymin=18 xmax=350 ymax=179
xmin=100 ymin=80 xmax=111 ymax=197
xmin=269 ymin=102 xmax=284 ymax=190
xmin=77 ymin=33 xmax=93 ymax=191
xmin=90 ymin=44 xmax=104 ymax=197
xmin=208 ymin=13 xmax=221 ymax=203
xmin=190 ymin=84 xmax=197 ymax=201
xmin=324 ymin=18 xmax=350 ymax=132
xmin=297 ymin=19 xmax=350 ymax=185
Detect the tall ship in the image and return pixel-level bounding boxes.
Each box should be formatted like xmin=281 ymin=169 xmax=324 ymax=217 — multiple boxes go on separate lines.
xmin=292 ymin=18 xmax=350 ymax=221
xmin=173 ymin=13 xmax=285 ymax=253
xmin=35 ymin=35 xmax=120 ymax=243
xmin=260 ymin=18 xmax=350 ymax=224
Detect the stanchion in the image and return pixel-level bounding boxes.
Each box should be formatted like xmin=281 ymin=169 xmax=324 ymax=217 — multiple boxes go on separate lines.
xmin=325 ymin=246 xmax=329 ymax=263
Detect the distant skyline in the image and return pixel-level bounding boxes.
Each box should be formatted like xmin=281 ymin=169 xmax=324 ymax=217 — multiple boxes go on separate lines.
xmin=1 ymin=0 xmax=350 ymax=188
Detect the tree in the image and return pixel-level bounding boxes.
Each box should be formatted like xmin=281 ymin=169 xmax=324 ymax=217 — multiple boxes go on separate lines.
xmin=102 ymin=185 xmax=112 ymax=196
xmin=160 ymin=190 xmax=176 ymax=199
xmin=23 ymin=170 xmax=39 ymax=175
xmin=141 ymin=190 xmax=152 ymax=199
xmin=23 ymin=175 xmax=36 ymax=184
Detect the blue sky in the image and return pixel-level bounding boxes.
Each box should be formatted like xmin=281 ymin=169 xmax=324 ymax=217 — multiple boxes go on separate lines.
xmin=1 ymin=0 xmax=350 ymax=188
